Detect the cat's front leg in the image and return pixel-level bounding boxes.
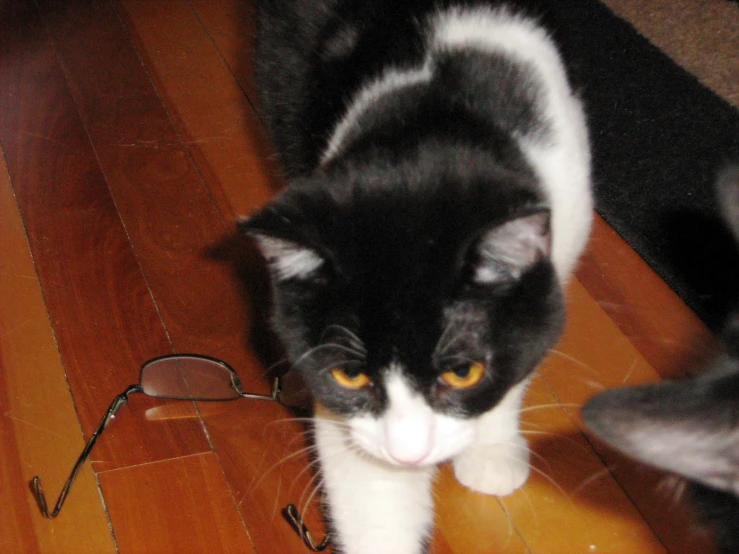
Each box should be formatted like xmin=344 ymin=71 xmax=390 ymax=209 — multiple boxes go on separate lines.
xmin=453 ymin=378 xmax=531 ymax=496
xmin=314 ymin=409 xmax=435 ymax=554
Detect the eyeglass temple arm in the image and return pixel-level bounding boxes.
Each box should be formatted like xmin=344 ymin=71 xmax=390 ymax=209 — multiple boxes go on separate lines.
xmin=283 ymin=504 xmax=331 ymax=551
xmin=238 ymin=377 xmax=282 ymax=402
xmin=30 ymin=384 xmax=143 ymax=519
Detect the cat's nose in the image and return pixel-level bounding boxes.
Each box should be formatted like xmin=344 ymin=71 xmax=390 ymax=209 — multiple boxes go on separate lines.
xmin=389 ymin=449 xmax=431 ymax=466
xmin=385 ymin=418 xmax=433 ymax=465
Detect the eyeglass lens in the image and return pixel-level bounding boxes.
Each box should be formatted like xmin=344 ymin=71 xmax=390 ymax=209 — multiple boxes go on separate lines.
xmin=140 ymin=355 xmax=242 ymax=400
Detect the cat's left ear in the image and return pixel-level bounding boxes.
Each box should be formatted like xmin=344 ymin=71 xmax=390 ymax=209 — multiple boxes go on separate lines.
xmin=238 ymin=210 xmax=326 ymax=282
xmin=471 ymin=210 xmax=551 ymax=284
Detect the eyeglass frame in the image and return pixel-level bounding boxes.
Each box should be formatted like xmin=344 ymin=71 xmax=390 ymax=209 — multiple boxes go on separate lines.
xmin=31 ymin=354 xmax=330 ymax=550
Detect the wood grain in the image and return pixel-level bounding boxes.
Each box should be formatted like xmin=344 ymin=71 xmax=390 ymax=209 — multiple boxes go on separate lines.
xmin=98 ymin=452 xmax=255 ymax=553
xmin=120 ymin=0 xmax=282 ymax=222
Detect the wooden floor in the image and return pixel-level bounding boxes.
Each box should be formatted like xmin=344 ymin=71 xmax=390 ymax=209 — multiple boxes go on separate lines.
xmin=0 ymin=0 xmax=726 ymax=552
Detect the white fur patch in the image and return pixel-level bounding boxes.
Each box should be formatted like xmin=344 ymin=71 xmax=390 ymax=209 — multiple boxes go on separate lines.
xmin=314 ymin=405 xmax=435 ymax=554
xmin=321 ymin=64 xmax=433 ymax=164
xmin=252 ymin=235 xmax=324 ymax=280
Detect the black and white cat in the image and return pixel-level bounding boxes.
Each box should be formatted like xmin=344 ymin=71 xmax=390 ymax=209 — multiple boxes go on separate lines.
xmin=241 ymin=1 xmax=592 ymax=552
xmin=583 ymin=168 xmax=739 ymax=554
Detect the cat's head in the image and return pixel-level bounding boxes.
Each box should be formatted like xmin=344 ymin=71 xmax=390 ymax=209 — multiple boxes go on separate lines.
xmin=241 ymin=151 xmax=564 ymax=466
xmin=582 ymin=166 xmax=739 ymax=551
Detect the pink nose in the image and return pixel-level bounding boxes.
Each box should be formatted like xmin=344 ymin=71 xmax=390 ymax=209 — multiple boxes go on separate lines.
xmin=389 ymin=450 xmax=430 ymax=466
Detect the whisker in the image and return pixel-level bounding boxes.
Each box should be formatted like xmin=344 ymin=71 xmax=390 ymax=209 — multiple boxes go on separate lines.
xmin=621 ymin=357 xmax=638 ymax=384
xmin=290 ymin=455 xmax=325 ymax=495
xmin=291 ymin=343 xmax=366 ymax=372
xmin=263 ymin=417 xmax=326 ymax=429
xmin=516 ymin=480 xmax=538 ymax=527
xmin=657 ymin=474 xmax=688 ymax=506
xmin=322 ymin=325 xmax=367 ymax=353
xmin=313 ymin=360 xmax=364 ymax=376
xmin=518 ymin=403 xmax=582 ymax=414
xmin=293 ymin=443 xmax=365 ymax=540
xmin=270 ymin=471 xmax=283 ymax=522
xmin=434 ymin=320 xmax=481 ymax=358
xmin=572 ymin=466 xmax=614 ymax=496
xmin=495 ymin=494 xmax=516 ymax=538
xmin=434 ymin=328 xmax=475 ymax=358
xmin=262 ymin=358 xmax=290 ymax=378
xmin=488 ymin=441 xmax=572 ymax=503
xmin=434 ymin=320 xmax=456 ymax=356
xmin=248 ymin=443 xmax=320 ymax=493
xmin=527 ymin=461 xmax=571 ymax=503
xmin=298 ymin=466 xmax=325 ymax=518
xmin=519 ymin=430 xmax=591 ymax=453
xmin=577 ymin=378 xmax=607 ymax=391
xmin=437 ymin=353 xmax=477 ymax=363
xmin=548 ymin=349 xmax=599 ymax=376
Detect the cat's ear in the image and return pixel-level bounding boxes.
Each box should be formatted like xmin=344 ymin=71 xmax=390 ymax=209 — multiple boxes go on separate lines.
xmin=238 ymin=210 xmax=326 ymax=282
xmin=582 ymin=376 xmax=739 ymax=494
xmin=471 ymin=210 xmax=551 ymax=284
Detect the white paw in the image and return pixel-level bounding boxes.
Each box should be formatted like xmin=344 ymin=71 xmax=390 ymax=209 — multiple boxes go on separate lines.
xmin=452 ymin=437 xmax=530 ymax=496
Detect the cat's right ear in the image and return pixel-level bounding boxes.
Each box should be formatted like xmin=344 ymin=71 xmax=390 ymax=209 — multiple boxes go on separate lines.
xmin=238 ymin=210 xmax=326 ymax=282
xmin=468 ymin=210 xmax=552 ymax=284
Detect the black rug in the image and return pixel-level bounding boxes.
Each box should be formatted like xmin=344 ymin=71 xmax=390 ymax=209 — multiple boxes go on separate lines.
xmin=547 ymin=1 xmax=739 ymax=330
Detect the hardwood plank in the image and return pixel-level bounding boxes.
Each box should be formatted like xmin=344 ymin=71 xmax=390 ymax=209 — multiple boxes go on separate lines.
xmin=0 ymin=143 xmax=116 ymax=553
xmin=435 ymin=381 xmax=670 ymax=553
xmin=98 ymin=452 xmax=256 ymax=553
xmin=188 ymin=0 xmax=259 ymax=103
xmin=0 ymin=0 xmax=210 ymax=471
xmin=40 ymin=0 xmax=267 ymax=381
xmin=577 ymin=214 xmax=717 ymax=378
xmin=196 ymin=401 xmax=333 ymax=554
xmin=434 ymin=465 xmax=529 ymax=554
xmin=119 ymin=0 xmax=282 ymax=222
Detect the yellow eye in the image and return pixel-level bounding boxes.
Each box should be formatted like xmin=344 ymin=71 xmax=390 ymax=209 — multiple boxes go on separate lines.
xmin=331 ymin=368 xmax=371 ymax=389
xmin=440 ymin=362 xmax=486 ymax=389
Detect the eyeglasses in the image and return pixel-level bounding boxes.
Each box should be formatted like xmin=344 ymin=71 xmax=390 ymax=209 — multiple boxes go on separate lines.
xmin=31 ymin=354 xmax=329 ymax=551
